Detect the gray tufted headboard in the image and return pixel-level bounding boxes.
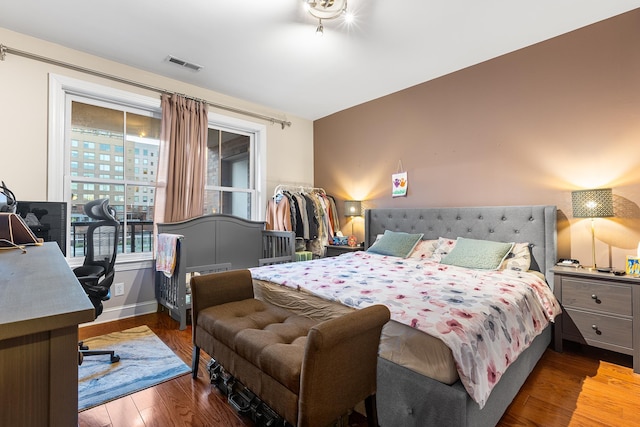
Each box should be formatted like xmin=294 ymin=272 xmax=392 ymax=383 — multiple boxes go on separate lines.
xmin=364 ymin=205 xmax=557 ymax=285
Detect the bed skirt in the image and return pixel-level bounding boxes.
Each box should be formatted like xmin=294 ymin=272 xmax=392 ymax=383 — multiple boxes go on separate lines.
xmin=376 ymin=326 xmax=551 ymax=427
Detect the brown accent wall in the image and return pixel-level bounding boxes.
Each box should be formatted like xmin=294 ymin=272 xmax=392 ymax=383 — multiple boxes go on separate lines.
xmin=314 ymin=9 xmax=640 ymax=269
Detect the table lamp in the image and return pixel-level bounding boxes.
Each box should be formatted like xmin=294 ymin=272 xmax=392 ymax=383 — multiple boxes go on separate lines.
xmin=571 ymin=188 xmax=614 ymax=269
xmin=344 ymin=200 xmax=362 ymax=247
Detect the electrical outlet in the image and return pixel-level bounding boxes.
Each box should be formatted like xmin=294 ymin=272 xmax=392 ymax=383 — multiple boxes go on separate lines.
xmin=114 ymin=282 xmax=125 ymax=296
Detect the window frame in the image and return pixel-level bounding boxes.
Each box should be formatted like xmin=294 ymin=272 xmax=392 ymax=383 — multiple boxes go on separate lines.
xmin=204 ymin=125 xmax=257 ymax=219
xmin=48 ymin=74 xmax=267 ymax=262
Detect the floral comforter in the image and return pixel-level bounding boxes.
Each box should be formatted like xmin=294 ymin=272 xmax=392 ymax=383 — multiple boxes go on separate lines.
xmin=250 ymin=251 xmax=561 ymax=408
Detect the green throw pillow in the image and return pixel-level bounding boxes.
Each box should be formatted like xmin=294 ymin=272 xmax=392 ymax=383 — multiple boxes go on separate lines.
xmin=367 ymin=230 xmax=424 ymax=258
xmin=440 ymin=237 xmax=514 ymax=270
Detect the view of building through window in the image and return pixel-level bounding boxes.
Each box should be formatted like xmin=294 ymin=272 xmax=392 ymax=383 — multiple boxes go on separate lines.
xmin=69 ymin=101 xmax=160 ymax=256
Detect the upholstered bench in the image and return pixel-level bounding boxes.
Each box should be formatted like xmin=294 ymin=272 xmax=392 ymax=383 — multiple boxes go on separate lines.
xmin=190 ymin=269 xmax=390 ymax=427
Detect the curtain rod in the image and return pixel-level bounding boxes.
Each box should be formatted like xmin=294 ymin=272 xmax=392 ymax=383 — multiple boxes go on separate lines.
xmin=0 ymin=44 xmax=292 ymax=129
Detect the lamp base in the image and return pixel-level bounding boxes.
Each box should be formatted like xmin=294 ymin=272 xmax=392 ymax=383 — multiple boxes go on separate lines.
xmin=582 ymin=266 xmax=613 ymax=273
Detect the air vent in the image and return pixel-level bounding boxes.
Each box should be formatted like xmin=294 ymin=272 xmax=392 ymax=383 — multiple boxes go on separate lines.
xmin=166 ymin=55 xmax=203 ymax=72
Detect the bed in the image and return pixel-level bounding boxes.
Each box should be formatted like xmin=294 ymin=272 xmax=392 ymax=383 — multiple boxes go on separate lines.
xmin=249 ymin=205 xmax=559 ymax=427
xmin=154 ymin=214 xmax=296 ymax=330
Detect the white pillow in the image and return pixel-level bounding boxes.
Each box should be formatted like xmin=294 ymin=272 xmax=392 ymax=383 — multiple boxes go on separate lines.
xmin=430 ymin=237 xmax=457 ymax=262
xmin=408 ymin=239 xmax=439 ymax=260
xmin=500 ymin=242 xmax=531 ymax=271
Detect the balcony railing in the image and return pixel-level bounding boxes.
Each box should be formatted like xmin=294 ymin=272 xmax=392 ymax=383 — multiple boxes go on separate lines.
xmin=70 ymin=220 xmax=155 ymax=257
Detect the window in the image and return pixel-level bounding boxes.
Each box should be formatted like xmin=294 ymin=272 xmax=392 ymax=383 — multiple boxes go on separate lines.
xmin=204 ymin=127 xmax=255 ymax=219
xmin=66 ymin=100 xmax=160 ymax=257
xmin=49 ymin=74 xmax=267 ymax=260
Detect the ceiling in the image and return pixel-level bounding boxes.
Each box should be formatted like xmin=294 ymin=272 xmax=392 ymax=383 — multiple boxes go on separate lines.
xmin=0 ymin=1 xmax=638 ymax=121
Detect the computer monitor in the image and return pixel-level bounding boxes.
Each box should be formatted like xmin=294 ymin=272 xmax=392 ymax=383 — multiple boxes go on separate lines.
xmin=16 ymin=201 xmax=68 ymax=256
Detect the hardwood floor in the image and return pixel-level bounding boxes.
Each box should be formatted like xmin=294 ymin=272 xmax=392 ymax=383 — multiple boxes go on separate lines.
xmin=497 ymin=342 xmax=639 ymax=427
xmin=78 ymin=313 xmax=640 ymax=427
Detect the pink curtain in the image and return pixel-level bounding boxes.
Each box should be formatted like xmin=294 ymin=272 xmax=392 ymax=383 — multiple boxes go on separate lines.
xmin=155 ymin=94 xmax=208 ymax=224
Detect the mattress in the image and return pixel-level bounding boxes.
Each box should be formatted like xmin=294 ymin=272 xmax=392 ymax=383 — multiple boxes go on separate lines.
xmin=253 ymin=278 xmax=460 ymax=384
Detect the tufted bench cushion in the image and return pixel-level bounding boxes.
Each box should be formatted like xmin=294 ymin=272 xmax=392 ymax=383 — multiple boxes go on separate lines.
xmin=197 ymin=298 xmax=318 ymax=394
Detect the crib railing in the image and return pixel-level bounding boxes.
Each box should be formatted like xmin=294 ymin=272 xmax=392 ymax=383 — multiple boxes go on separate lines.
xmin=260 ymin=230 xmax=296 ymax=266
xmin=155 ymin=230 xmax=296 ymax=329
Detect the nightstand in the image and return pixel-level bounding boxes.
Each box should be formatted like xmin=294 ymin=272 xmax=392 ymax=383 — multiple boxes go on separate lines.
xmin=552 ymin=266 xmax=640 ymax=373
xmin=324 ymin=244 xmax=364 ymax=257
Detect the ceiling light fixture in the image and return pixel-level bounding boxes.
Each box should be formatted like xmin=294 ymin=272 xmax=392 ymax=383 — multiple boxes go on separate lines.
xmin=304 ymin=0 xmax=349 ymax=36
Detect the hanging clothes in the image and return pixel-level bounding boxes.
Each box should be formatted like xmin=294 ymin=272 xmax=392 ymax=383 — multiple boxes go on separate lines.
xmin=266 ymin=185 xmax=340 ymax=257
xmin=265 ymin=194 xmax=292 ymax=231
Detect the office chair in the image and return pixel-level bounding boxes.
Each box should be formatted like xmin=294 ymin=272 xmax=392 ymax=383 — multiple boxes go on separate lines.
xmin=74 ymin=198 xmax=121 ymax=364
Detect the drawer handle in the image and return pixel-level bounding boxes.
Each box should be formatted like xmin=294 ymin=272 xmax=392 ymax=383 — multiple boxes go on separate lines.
xmin=591 ymin=294 xmax=601 ymax=304
xmin=591 ymin=324 xmax=602 ymax=335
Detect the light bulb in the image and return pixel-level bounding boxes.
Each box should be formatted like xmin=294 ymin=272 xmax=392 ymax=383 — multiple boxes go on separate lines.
xmin=344 ymin=11 xmax=354 ymax=23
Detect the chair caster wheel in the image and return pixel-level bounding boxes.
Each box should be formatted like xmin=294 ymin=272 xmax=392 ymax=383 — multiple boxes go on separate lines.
xmin=111 ymin=355 xmax=120 ymax=363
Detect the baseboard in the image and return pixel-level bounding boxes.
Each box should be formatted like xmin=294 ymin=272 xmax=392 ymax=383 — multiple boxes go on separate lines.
xmin=80 ymin=300 xmax=158 ymax=327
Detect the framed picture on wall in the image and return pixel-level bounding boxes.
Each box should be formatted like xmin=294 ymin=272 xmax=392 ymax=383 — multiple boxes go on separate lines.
xmin=392 ymin=171 xmax=407 ymax=197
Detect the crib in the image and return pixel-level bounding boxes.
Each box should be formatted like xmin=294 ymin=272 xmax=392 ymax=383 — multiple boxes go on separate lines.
xmin=155 ymin=214 xmax=295 ymax=329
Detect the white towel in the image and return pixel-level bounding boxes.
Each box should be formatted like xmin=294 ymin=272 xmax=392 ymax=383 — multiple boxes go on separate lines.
xmin=156 ymin=233 xmax=182 ymax=277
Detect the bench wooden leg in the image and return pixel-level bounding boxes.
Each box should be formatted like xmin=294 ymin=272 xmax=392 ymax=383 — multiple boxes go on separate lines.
xmin=364 ymin=394 xmax=379 ymax=427
xmin=191 ymin=345 xmax=200 ymax=378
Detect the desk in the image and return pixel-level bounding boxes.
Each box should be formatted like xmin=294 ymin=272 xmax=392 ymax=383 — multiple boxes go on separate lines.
xmin=0 ymin=242 xmax=94 ymax=426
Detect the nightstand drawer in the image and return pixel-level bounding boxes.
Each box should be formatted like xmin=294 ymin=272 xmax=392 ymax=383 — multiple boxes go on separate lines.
xmin=324 ymin=245 xmax=363 ymax=257
xmin=563 ymin=308 xmax=633 ymax=350
xmin=562 ymin=278 xmax=632 ymax=316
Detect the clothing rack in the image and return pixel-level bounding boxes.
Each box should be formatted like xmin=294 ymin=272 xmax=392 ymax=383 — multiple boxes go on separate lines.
xmin=268 ymin=184 xmax=338 ymax=257
xmin=273 ymin=184 xmax=326 ymax=197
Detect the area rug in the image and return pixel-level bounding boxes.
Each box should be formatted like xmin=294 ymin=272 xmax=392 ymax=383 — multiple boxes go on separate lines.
xmin=78 ymin=325 xmax=191 ymax=411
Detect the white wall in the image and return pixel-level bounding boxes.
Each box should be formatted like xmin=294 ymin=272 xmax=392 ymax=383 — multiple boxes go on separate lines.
xmin=0 ymin=27 xmax=314 ymax=201
xmin=0 ymin=27 xmax=314 ymax=322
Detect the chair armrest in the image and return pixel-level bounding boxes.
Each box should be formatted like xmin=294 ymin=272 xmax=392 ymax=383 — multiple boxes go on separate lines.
xmin=298 ymin=304 xmax=390 ymax=427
